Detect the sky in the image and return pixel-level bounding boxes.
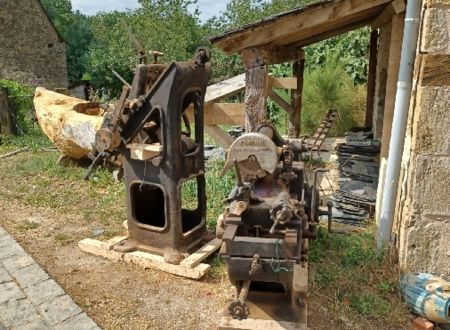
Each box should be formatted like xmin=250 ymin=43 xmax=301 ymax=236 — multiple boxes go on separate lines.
xmin=70 ymin=0 xmax=229 ymax=22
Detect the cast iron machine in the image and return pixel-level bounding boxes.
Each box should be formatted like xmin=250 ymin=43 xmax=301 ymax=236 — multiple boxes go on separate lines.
xmin=217 ymin=123 xmax=332 ymax=322
xmin=85 ymin=49 xmax=212 ymax=264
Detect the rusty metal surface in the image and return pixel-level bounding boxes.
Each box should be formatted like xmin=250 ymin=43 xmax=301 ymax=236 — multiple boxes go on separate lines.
xmin=218 ymin=123 xmax=326 ymax=320
xmin=86 ymin=49 xmax=212 ymax=264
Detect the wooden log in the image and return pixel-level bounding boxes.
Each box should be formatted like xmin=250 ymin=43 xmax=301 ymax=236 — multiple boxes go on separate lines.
xmin=244 ymin=65 xmax=269 ymax=132
xmin=0 ymin=87 xmax=15 ymax=135
xmin=289 ymin=57 xmax=305 ymax=138
xmin=34 ymin=87 xmax=105 ymax=159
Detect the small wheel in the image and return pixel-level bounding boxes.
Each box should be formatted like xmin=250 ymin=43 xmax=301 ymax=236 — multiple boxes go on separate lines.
xmin=228 ymin=300 xmax=250 ymax=320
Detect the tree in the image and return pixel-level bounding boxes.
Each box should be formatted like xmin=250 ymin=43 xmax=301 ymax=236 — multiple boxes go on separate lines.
xmin=85 ymin=0 xmax=204 ymax=95
xmin=41 ymin=0 xmax=93 ymax=82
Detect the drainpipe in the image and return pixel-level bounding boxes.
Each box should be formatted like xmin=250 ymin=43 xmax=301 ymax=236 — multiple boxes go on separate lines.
xmin=377 ymin=0 xmax=423 ymax=249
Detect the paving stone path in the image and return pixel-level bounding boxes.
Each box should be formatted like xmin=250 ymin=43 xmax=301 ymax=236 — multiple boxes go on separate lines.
xmin=0 ymin=227 xmax=100 ymax=330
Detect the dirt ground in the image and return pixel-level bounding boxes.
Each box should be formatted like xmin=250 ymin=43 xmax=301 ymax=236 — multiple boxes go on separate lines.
xmin=0 ymin=141 xmax=411 ymax=329
xmin=1 ymin=199 xmax=348 ymax=330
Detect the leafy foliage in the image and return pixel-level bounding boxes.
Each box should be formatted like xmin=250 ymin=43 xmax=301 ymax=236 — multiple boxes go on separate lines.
xmin=85 ymin=0 xmax=204 ymax=95
xmin=40 ymin=0 xmax=93 ymax=82
xmin=0 ymin=80 xmax=34 ymax=134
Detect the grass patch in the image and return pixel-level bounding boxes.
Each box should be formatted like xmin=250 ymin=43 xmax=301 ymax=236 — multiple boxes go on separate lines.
xmin=19 ymin=220 xmax=40 ymax=231
xmin=309 ymin=228 xmax=408 ymax=326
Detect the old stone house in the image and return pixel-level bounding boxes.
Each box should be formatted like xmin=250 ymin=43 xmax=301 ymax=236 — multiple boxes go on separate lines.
xmin=0 ymin=0 xmax=68 ymax=89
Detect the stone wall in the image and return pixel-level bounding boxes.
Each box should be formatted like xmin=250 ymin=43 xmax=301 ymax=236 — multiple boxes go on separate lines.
xmin=394 ymin=0 xmax=450 ymax=274
xmin=0 ymin=0 xmax=68 ymax=89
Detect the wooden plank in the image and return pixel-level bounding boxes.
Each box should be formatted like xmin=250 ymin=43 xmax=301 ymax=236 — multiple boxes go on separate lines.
xmin=219 ymin=317 xmax=307 ymax=330
xmin=180 ymin=238 xmax=222 ymax=268
xmin=228 ymin=237 xmax=296 ymax=258
xmin=241 ymin=46 xmax=304 ymax=69
xmin=419 ymin=54 xmax=450 ymax=86
xmin=244 ymin=65 xmax=269 ymax=132
xmin=269 ymin=76 xmax=297 ymax=90
xmin=205 ymin=74 xmax=246 ymax=104
xmin=205 ymin=125 xmax=233 ymax=148
xmin=127 ymin=143 xmax=162 ymax=160
xmin=186 ymin=103 xmax=245 ymax=126
xmin=123 ymin=251 xmax=210 ymax=280
xmin=79 ymin=238 xmax=211 ymax=280
xmin=222 ymin=224 xmax=238 ymax=242
xmin=371 ymin=0 xmax=406 ymax=29
xmin=213 ymin=0 xmax=391 ymax=54
xmin=268 ymin=89 xmax=293 ymax=114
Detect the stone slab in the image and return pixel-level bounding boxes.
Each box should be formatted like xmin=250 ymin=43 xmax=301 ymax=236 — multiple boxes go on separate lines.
xmin=0 ymin=299 xmax=43 ymax=328
xmin=0 ymin=243 xmax=24 ymax=260
xmin=12 ymin=263 xmax=49 ymax=289
xmin=421 ymin=7 xmax=450 ymax=54
xmin=24 ymin=279 xmax=65 ymax=306
xmin=2 ymin=253 xmax=35 ymax=274
xmin=54 ymin=313 xmax=100 ymax=330
xmin=0 ymin=281 xmax=25 ymax=304
xmin=38 ymin=295 xmax=82 ymax=326
xmin=0 ymin=267 xmax=12 ymax=284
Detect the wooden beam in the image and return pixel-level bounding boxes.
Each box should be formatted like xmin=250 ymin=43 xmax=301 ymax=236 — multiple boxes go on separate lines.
xmin=365 ymin=29 xmax=379 ymax=128
xmin=204 ymin=73 xmax=246 ymax=104
xmin=205 ymin=125 xmax=233 ymax=148
xmin=371 ymin=0 xmax=406 ymax=29
xmin=380 ymin=13 xmax=405 ymax=158
xmin=214 ymin=0 xmax=391 ymax=54
xmin=244 ymin=65 xmax=269 ymax=132
xmin=186 ymin=103 xmax=245 ymax=126
xmin=240 ymin=46 xmax=304 ymax=69
xmin=289 ymin=57 xmax=305 ymax=138
xmin=268 ymin=89 xmax=293 ymax=114
xmin=269 ymin=76 xmax=297 ymax=90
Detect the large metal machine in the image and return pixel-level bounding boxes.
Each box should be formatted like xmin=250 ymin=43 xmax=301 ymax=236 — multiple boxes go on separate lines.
xmin=85 ymin=48 xmax=212 ymax=264
xmin=217 ymin=123 xmax=331 ymax=321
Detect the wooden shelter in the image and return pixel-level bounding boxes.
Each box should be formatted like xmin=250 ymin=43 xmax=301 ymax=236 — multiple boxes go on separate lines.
xmin=210 ymin=0 xmax=406 ymax=154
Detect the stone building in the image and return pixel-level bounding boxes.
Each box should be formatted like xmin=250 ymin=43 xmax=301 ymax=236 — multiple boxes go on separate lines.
xmin=0 ymin=0 xmax=68 ymax=89
xmin=394 ymin=0 xmax=450 ymax=274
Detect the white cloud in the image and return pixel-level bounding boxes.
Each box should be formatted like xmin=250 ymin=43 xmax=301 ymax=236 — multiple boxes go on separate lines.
xmin=71 ymin=0 xmax=140 ymax=15
xmin=70 ymin=0 xmax=229 ymax=22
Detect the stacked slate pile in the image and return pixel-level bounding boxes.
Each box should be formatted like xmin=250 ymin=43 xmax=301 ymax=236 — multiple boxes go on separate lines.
xmin=331 ymin=131 xmax=380 ymax=226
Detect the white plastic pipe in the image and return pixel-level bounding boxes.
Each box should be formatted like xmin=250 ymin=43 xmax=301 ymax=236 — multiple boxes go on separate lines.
xmin=377 ymin=0 xmax=423 ymax=249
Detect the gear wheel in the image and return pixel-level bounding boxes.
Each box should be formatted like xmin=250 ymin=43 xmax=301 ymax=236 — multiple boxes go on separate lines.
xmin=228 ymin=300 xmax=250 ymax=320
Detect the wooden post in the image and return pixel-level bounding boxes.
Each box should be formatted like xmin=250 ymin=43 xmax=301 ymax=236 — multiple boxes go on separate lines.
xmin=0 ymin=87 xmax=15 ymax=135
xmin=380 ymin=13 xmax=404 ymax=158
xmin=289 ymin=50 xmax=305 ymax=138
xmin=244 ymin=65 xmax=269 ymax=132
xmin=365 ymin=30 xmax=379 ymax=128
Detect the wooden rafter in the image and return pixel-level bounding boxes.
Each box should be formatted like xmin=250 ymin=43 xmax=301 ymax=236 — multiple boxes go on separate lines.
xmin=212 ymin=0 xmax=392 ymax=54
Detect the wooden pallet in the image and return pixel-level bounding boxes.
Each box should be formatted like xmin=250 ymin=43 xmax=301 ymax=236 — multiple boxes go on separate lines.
xmin=78 ymin=236 xmax=221 ymax=280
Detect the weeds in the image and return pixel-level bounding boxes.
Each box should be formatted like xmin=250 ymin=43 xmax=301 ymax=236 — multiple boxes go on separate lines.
xmin=309 ymin=228 xmax=408 ymax=325
xmin=19 ymin=220 xmax=40 ymax=231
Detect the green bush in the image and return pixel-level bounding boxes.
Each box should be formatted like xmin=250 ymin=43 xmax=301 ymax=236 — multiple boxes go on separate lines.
xmin=301 ymin=58 xmax=366 ymax=136
xmin=0 ymin=80 xmax=34 ymax=134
